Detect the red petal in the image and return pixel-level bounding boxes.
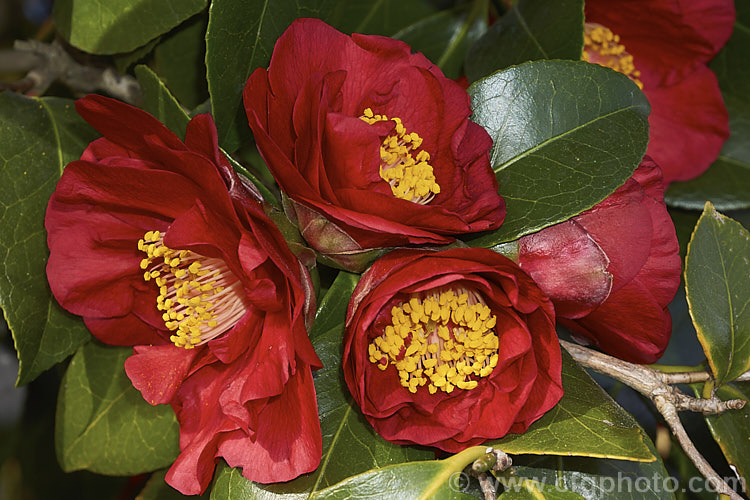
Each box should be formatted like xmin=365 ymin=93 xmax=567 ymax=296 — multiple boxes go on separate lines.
xmin=124 ymin=344 xmax=200 ymax=405
xmin=518 ymin=219 xmax=612 ymax=318
xmin=218 ymin=366 xmax=322 ymax=483
xmin=645 ymin=66 xmax=729 ymax=183
xmin=75 ymin=95 xmax=186 ymax=154
xmin=563 ymin=278 xmax=671 ymax=363
xmin=573 ymin=177 xmax=652 ymax=293
xmin=586 ymin=0 xmax=735 ymax=88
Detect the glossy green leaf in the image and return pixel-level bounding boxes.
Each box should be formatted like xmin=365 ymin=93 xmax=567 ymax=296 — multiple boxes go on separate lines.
xmin=499 ymin=479 xmax=584 ymax=500
xmin=139 ymin=469 xmax=209 ymax=500
xmin=465 ymin=0 xmax=584 ymax=83
xmin=685 ymin=202 xmax=750 ymax=385
xmin=135 ymin=65 xmax=190 ymax=139
xmin=53 ymin=0 xmax=207 ymax=55
xmin=489 ymin=351 xmax=654 ymax=461
xmin=56 ymin=342 xmax=179 ymax=475
xmin=211 ymin=271 xmax=433 ymax=498
xmin=0 ymin=93 xmax=98 ymax=385
xmin=690 ymin=382 xmax=750 ymax=485
xmin=153 ymin=14 xmax=210 ymax=110
xmin=466 ymin=60 xmax=650 ymax=247
xmin=394 ymin=0 xmax=488 ymax=79
xmin=211 ymin=446 xmax=486 ymax=500
xmin=666 ymin=3 xmax=750 ymax=211
xmin=507 ymin=442 xmax=674 ymax=500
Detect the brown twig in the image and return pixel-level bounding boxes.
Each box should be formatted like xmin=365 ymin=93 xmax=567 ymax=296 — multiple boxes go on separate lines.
xmin=659 ymin=370 xmax=750 ymax=385
xmin=561 ymin=340 xmax=745 ymax=500
xmin=470 ymin=448 xmax=512 ymax=500
xmin=0 ymin=39 xmax=141 ymax=103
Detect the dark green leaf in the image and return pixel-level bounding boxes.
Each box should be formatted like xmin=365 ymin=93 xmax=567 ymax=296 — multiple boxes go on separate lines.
xmin=498 ymin=479 xmax=584 ymax=500
xmin=210 ymin=271 xmax=435 ymax=498
xmin=666 ymin=3 xmax=750 ymax=211
xmin=466 ymin=60 xmax=650 ymax=247
xmin=690 ymin=382 xmax=750 ymax=485
xmin=56 ymin=342 xmax=179 ymax=475
xmin=53 ymin=0 xmax=207 ymax=54
xmin=665 ymin=159 xmax=750 ymax=212
xmin=327 ymin=0 xmax=437 ymax=35
xmin=507 ymin=443 xmax=674 ymax=500
xmin=465 ymin=0 xmax=584 ymax=83
xmin=134 ymin=65 xmax=190 ymax=139
xmin=113 ymin=37 xmax=161 ymax=73
xmin=488 ymin=351 xmax=654 ymax=461
xmin=211 ymin=446 xmax=486 ymax=500
xmin=206 ymin=0 xmax=326 ymax=151
xmin=0 ymin=93 xmax=98 ymax=385
xmin=153 ymin=14 xmax=210 ymax=110
xmin=685 ymin=202 xmax=750 ymax=385
xmin=139 ymin=469 xmax=209 ymax=500
xmin=394 ymin=0 xmax=488 ymax=79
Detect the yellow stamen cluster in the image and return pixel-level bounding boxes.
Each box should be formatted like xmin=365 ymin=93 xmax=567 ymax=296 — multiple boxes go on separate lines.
xmin=368 ymin=288 xmax=499 ymax=395
xmin=138 ymin=231 xmax=246 ymax=349
xmin=360 ymin=107 xmax=440 ymax=204
xmin=583 ymin=24 xmax=643 ymax=89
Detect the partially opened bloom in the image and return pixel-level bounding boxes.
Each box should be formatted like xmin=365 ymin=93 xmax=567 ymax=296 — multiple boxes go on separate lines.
xmin=584 ymin=0 xmax=734 ymax=184
xmin=343 ymin=248 xmax=562 ymax=451
xmin=515 ymin=159 xmax=681 ymax=363
xmin=244 ymin=19 xmax=505 ymax=271
xmin=45 ymin=95 xmax=322 ymax=494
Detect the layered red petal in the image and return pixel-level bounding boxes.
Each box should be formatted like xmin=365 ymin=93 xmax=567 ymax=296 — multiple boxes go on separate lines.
xmin=45 ymin=95 xmax=321 ymax=495
xmin=343 ymin=248 xmax=562 ymax=451
xmin=244 ymin=18 xmax=505 ymax=268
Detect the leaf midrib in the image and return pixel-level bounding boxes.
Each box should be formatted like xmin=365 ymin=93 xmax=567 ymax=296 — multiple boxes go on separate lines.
xmin=712 ymin=217 xmax=736 ymax=382
xmin=513 ymin=4 xmax=547 ymax=58
xmin=491 ymin=104 xmax=641 ymax=172
xmin=308 ymin=398 xmax=353 ymax=498
xmin=65 ymin=387 xmax=129 ymax=460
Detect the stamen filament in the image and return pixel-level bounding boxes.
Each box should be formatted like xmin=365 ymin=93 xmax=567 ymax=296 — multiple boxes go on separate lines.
xmin=138 ymin=231 xmax=249 ymax=349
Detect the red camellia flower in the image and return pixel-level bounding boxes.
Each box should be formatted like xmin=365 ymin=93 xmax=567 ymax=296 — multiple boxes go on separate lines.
xmin=243 ymin=19 xmax=505 ymax=271
xmin=514 ymin=159 xmax=681 ymax=363
xmin=343 ymin=248 xmax=562 ymax=451
xmin=45 ymin=96 xmax=322 ymax=494
xmin=583 ymin=0 xmax=735 ymax=184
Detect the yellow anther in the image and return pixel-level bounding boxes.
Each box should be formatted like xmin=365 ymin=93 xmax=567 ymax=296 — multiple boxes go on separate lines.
xmin=359 ymin=109 xmax=440 ymax=204
xmin=583 ymin=23 xmax=643 ymax=89
xmin=368 ymin=288 xmax=499 ymax=395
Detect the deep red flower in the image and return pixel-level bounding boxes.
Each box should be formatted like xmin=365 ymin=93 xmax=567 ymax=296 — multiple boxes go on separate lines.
xmin=343 ymin=248 xmax=562 ymax=452
xmin=515 ymin=158 xmax=681 ymax=363
xmin=243 ymin=19 xmax=505 ymax=271
xmin=45 ymin=96 xmax=322 ymax=494
xmin=584 ymin=0 xmax=734 ymax=184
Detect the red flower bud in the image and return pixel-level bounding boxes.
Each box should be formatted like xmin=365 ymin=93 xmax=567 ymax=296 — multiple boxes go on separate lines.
xmin=516 ymin=159 xmax=681 ymax=363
